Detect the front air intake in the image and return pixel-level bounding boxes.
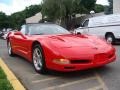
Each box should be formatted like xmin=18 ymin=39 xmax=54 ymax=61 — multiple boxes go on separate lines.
xmin=70 ymin=60 xmax=91 ymax=64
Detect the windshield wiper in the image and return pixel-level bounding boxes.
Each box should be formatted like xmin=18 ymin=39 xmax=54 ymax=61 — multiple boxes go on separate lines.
xmin=33 ymin=33 xmax=44 ymax=35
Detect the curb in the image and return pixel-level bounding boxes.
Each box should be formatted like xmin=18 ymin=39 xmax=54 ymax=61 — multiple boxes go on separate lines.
xmin=0 ymin=58 xmax=26 ymax=90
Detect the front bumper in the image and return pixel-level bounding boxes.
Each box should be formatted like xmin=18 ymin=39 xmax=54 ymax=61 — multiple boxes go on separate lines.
xmin=47 ymin=52 xmax=116 ymax=72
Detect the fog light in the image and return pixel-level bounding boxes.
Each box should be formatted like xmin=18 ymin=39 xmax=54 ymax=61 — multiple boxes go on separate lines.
xmin=53 ymin=59 xmax=70 ymax=64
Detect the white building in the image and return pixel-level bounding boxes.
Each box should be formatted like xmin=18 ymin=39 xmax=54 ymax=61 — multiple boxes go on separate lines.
xmin=113 ymin=0 xmax=120 ymax=14
xmin=26 ymin=12 xmax=42 ymax=23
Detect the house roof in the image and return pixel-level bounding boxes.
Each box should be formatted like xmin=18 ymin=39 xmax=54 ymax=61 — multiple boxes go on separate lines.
xmin=25 ymin=12 xmax=42 ymax=23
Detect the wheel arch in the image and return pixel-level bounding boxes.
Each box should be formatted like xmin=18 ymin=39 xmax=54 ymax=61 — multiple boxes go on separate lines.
xmin=31 ymin=41 xmax=47 ymax=73
xmin=32 ymin=41 xmax=42 ymax=51
xmin=31 ymin=41 xmax=44 ymax=61
xmin=105 ymin=32 xmax=115 ymax=38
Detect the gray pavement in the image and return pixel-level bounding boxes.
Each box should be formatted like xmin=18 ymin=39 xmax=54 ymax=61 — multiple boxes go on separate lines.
xmin=0 ymin=39 xmax=120 ymax=90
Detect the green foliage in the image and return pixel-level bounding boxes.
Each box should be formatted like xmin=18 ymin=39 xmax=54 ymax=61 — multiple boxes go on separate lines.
xmin=0 ymin=12 xmax=10 ymax=30
xmin=0 ymin=4 xmax=42 ymax=30
xmin=0 ymin=67 xmax=13 ymax=90
xmin=41 ymin=0 xmax=61 ymax=20
xmin=105 ymin=0 xmax=113 ymax=14
xmin=0 ymin=0 xmax=97 ymax=30
xmin=10 ymin=4 xmax=42 ymax=29
xmin=24 ymin=5 xmax=42 ymax=18
xmin=42 ymin=0 xmax=96 ymax=18
xmin=41 ymin=0 xmax=96 ymax=29
xmin=95 ymin=4 xmax=104 ymax=13
xmin=9 ymin=11 xmax=26 ymax=29
xmin=0 ymin=67 xmax=6 ymax=79
xmin=72 ymin=0 xmax=96 ymax=14
xmin=0 ymin=79 xmax=13 ymax=90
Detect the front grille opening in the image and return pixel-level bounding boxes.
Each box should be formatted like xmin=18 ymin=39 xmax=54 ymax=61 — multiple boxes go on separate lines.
xmin=70 ymin=60 xmax=91 ymax=64
xmin=64 ymin=66 xmax=75 ymax=69
xmin=108 ymin=53 xmax=114 ymax=58
xmin=95 ymin=53 xmax=106 ymax=61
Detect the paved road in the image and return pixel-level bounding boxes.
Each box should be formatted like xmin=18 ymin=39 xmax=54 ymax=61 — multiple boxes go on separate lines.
xmin=0 ymin=39 xmax=120 ymax=90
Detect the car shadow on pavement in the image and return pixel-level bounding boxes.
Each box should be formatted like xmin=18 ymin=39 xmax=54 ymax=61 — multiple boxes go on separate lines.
xmin=46 ymin=66 xmax=110 ymax=78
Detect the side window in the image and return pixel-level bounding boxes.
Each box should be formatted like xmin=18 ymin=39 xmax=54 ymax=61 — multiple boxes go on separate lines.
xmin=20 ymin=25 xmax=26 ymax=35
xmin=82 ymin=20 xmax=89 ymax=27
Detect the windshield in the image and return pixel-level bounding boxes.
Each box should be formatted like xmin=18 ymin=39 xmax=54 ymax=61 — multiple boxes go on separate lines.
xmin=28 ymin=24 xmax=70 ymax=35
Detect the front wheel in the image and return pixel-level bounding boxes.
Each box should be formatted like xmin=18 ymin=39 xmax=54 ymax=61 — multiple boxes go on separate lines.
xmin=7 ymin=41 xmax=14 ymax=56
xmin=32 ymin=44 xmax=47 ymax=74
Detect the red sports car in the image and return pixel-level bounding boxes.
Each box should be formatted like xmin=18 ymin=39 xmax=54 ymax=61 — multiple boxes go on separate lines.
xmin=7 ymin=23 xmax=116 ymax=74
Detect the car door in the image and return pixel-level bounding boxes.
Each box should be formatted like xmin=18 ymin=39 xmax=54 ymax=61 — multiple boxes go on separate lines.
xmin=82 ymin=20 xmax=89 ymax=34
xmin=88 ymin=17 xmax=105 ymax=37
xmin=13 ymin=25 xmax=29 ymax=57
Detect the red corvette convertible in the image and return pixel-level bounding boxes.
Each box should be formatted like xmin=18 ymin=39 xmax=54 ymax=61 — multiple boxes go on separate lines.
xmin=7 ymin=23 xmax=116 ymax=73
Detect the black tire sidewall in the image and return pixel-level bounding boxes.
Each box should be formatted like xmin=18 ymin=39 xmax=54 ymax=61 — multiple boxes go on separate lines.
xmin=32 ymin=44 xmax=46 ymax=74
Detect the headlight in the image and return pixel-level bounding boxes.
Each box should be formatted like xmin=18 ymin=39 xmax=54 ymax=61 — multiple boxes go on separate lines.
xmin=53 ymin=59 xmax=70 ymax=64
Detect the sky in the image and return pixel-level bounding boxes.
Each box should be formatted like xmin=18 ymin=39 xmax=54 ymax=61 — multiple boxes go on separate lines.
xmin=0 ymin=0 xmax=109 ymax=15
xmin=0 ymin=0 xmax=42 ymax=15
xmin=96 ymin=0 xmax=109 ymax=5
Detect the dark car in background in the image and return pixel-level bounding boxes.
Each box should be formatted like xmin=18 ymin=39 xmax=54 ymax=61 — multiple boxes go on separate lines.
xmin=0 ymin=31 xmax=4 ymax=38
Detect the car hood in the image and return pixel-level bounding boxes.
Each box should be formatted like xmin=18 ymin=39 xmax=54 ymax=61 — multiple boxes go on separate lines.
xmin=47 ymin=34 xmax=113 ymax=59
xmin=48 ymin=34 xmax=108 ymax=48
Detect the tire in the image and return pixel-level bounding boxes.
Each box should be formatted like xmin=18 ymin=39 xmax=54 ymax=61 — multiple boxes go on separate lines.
xmin=7 ymin=41 xmax=15 ymax=56
xmin=32 ymin=44 xmax=47 ymax=74
xmin=77 ymin=32 xmax=81 ymax=35
xmin=105 ymin=34 xmax=115 ymax=44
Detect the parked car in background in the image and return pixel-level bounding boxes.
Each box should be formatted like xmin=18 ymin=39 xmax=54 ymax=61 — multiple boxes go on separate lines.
xmin=0 ymin=31 xmax=4 ymax=38
xmin=7 ymin=23 xmax=116 ymax=74
xmin=2 ymin=32 xmax=9 ymax=40
xmin=0 ymin=28 xmax=13 ymax=39
xmin=75 ymin=14 xmax=120 ymax=44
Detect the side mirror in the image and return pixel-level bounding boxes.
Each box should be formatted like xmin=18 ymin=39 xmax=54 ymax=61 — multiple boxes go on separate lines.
xmin=77 ymin=32 xmax=81 ymax=35
xmin=14 ymin=31 xmax=26 ymax=39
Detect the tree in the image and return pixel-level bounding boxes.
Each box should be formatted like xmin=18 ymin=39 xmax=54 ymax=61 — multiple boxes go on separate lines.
xmin=8 ymin=4 xmax=42 ymax=29
xmin=105 ymin=0 xmax=113 ymax=14
xmin=41 ymin=0 xmax=96 ymax=29
xmin=24 ymin=5 xmax=42 ymax=18
xmin=0 ymin=12 xmax=10 ymax=30
xmin=75 ymin=0 xmax=96 ymax=14
xmin=0 ymin=4 xmax=42 ymax=29
xmin=94 ymin=4 xmax=104 ymax=13
xmin=9 ymin=11 xmax=25 ymax=29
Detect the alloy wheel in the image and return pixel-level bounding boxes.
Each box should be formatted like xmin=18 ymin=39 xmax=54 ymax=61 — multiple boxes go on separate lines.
xmin=33 ymin=48 xmax=43 ymax=71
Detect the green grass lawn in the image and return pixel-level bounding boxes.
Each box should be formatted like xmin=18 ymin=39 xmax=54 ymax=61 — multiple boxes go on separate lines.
xmin=0 ymin=67 xmax=13 ymax=90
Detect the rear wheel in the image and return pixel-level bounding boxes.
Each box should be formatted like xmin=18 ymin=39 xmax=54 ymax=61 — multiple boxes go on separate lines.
xmin=7 ymin=41 xmax=14 ymax=56
xmin=105 ymin=34 xmax=115 ymax=44
xmin=32 ymin=44 xmax=47 ymax=74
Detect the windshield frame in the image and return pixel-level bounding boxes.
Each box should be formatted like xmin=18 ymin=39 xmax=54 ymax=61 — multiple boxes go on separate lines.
xmin=27 ymin=24 xmax=70 ymax=35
